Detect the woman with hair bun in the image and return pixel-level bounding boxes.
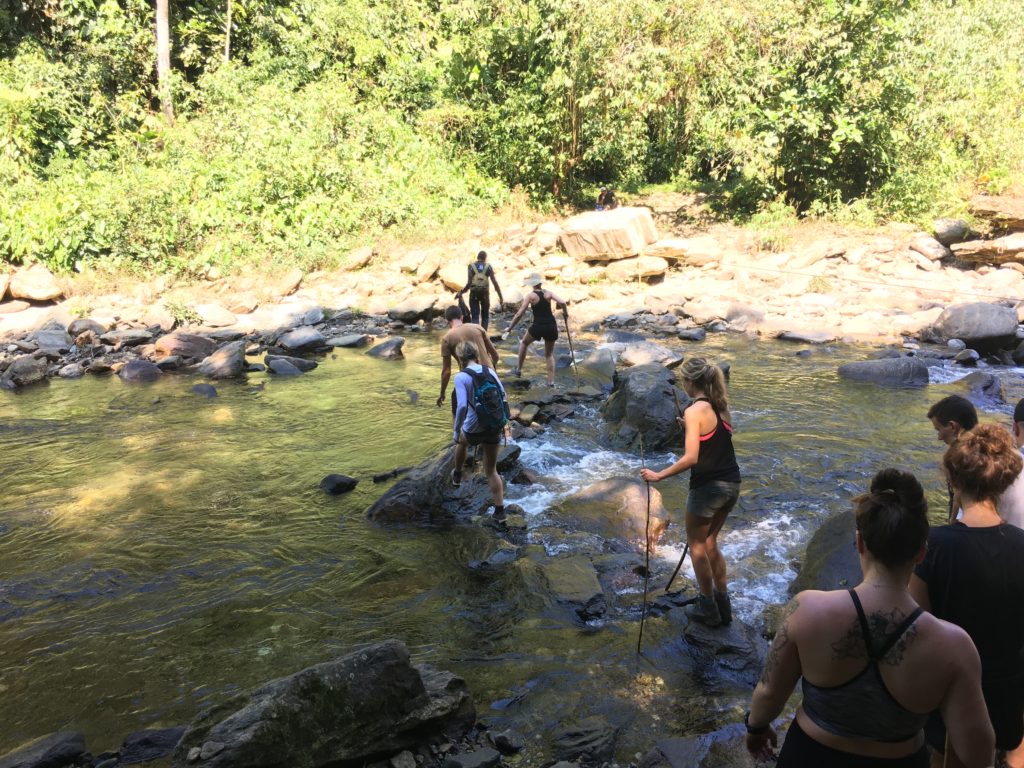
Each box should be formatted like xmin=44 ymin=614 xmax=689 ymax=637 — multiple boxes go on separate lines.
xmin=640 ymin=357 xmax=741 ymax=626
xmin=911 ymin=424 xmax=1024 ymax=768
xmin=746 ymin=469 xmax=995 ymax=767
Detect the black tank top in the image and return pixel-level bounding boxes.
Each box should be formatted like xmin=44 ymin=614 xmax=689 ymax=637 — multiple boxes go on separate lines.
xmin=688 ymin=398 xmax=741 ymax=488
xmin=531 ymin=289 xmax=555 ymax=325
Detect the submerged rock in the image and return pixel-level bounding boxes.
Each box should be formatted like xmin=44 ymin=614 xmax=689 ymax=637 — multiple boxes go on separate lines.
xmin=119 ymin=726 xmax=187 ymax=765
xmin=118 ymin=359 xmax=162 ymax=383
xmin=836 ymin=357 xmax=928 ymax=386
xmin=320 ymin=474 xmax=358 ymax=495
xmin=170 ymin=640 xmax=474 ymax=768
xmin=367 ymin=337 xmax=406 ymax=360
xmin=264 ymin=354 xmax=317 ymax=373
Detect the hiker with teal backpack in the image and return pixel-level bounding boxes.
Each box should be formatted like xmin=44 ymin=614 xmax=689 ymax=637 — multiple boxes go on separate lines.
xmin=457 ymin=250 xmax=504 ymax=330
xmin=450 ymin=340 xmax=511 ymax=520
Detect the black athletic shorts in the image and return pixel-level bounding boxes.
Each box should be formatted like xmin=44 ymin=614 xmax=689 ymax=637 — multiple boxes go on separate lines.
xmin=463 ymin=429 xmax=500 ymax=446
xmin=779 ymin=719 xmax=927 ymax=767
xmin=529 ymin=322 xmax=558 ymax=343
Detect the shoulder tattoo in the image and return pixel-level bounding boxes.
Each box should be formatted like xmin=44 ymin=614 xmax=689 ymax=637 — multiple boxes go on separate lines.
xmin=759 ymin=597 xmax=798 ymax=684
xmin=831 ymin=606 xmax=919 ymax=665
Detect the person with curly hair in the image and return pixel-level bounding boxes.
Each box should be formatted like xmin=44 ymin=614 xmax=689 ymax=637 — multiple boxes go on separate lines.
xmin=911 ymin=424 xmax=1024 ymax=768
xmin=746 ymin=469 xmax=994 ymax=767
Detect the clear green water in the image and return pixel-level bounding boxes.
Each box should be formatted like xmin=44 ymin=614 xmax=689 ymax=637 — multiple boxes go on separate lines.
xmin=0 ymin=333 xmax=1009 ymax=757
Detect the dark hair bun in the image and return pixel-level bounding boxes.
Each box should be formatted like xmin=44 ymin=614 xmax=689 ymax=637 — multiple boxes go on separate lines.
xmin=870 ymin=468 xmax=925 ymax=511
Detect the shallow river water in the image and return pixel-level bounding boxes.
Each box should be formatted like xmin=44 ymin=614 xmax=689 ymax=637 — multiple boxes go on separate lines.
xmin=0 ymin=331 xmax=1016 ymax=758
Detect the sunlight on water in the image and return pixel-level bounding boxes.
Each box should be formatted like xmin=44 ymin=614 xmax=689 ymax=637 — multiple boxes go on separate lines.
xmin=0 ymin=331 xmax=1017 ymax=756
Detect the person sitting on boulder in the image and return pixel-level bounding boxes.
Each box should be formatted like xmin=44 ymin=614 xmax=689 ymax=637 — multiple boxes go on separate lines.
xmin=450 ymin=340 xmax=509 ymax=521
xmin=456 ymin=250 xmax=504 ymax=330
xmin=596 ymin=186 xmax=617 ymax=211
xmin=640 ymin=357 xmax=740 ymax=626
xmin=503 ymin=273 xmax=567 ymax=387
xmin=745 ymin=468 xmax=994 ymax=767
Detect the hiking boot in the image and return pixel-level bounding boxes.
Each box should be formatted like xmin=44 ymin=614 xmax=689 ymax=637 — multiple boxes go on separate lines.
xmin=685 ymin=594 xmax=722 ymax=627
xmin=450 ymin=468 xmax=462 ymax=487
xmin=714 ymin=590 xmax=733 ymax=625
xmin=510 ymin=368 xmax=521 ymax=378
xmin=492 ymin=505 xmax=507 ymax=523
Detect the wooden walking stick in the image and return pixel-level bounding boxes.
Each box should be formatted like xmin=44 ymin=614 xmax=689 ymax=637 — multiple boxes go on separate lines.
xmin=664 ymin=386 xmax=690 ymax=593
xmin=562 ymin=307 xmax=580 ymax=389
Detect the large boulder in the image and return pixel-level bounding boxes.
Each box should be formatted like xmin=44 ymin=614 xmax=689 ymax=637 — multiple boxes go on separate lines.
xmin=9 ymin=264 xmax=63 ymax=301
xmin=0 ymin=731 xmax=87 ymax=768
xmin=933 ymin=218 xmax=970 ymax=245
xmin=367 ymin=445 xmax=521 ymax=524
xmin=170 ymin=640 xmax=474 ymax=768
xmin=559 ymin=207 xmax=658 ymax=262
xmin=601 ymin=363 xmax=686 ymax=450
xmin=198 ymin=341 xmax=247 ymax=379
xmin=617 ymin=341 xmax=682 ymax=369
xmin=0 ymin=356 xmax=47 ymax=391
xmin=155 ymin=332 xmax=216 ymax=362
xmin=929 ymin=302 xmax=1018 ymax=352
xmin=789 ymin=508 xmax=861 ymax=595
xmin=552 ymin=476 xmax=670 ymax=546
xmin=836 ymin=357 xmax=929 ymax=386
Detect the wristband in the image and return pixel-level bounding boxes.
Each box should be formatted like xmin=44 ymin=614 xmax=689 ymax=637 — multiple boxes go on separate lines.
xmin=744 ymin=711 xmax=770 ymax=735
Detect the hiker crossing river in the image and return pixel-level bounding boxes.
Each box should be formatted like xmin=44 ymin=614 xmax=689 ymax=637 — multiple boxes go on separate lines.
xmin=2 ymin=330 xmax=1020 ymax=763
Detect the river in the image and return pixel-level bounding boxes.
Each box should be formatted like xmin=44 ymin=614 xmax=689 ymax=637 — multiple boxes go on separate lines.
xmin=0 ymin=332 xmax=1014 ymax=759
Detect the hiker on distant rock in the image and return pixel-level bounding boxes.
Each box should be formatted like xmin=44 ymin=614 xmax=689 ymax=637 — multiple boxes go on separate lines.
xmin=437 ymin=305 xmax=499 ymax=412
xmin=457 ymin=250 xmax=503 ymax=330
xmin=503 ymin=273 xmax=567 ymax=387
xmin=450 ymin=340 xmax=509 ymax=521
xmin=927 ymin=394 xmax=978 ymax=522
xmin=746 ymin=468 xmax=994 ymax=768
xmin=640 ymin=357 xmax=740 ymax=627
xmin=596 ymin=186 xmax=617 ymax=211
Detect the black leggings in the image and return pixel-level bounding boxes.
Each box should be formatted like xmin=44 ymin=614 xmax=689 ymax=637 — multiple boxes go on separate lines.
xmin=777 ymin=720 xmax=927 ymax=768
xmin=469 ymin=292 xmax=490 ymax=329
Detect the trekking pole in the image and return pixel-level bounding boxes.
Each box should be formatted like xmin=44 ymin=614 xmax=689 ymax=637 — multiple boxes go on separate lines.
xmin=562 ymin=307 xmax=580 ymax=389
xmin=637 ymin=432 xmax=652 ymax=654
xmin=664 ymin=388 xmax=689 ymax=593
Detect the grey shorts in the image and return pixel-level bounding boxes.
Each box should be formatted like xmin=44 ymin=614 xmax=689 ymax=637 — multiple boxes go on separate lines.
xmin=687 ymin=480 xmax=741 ymax=519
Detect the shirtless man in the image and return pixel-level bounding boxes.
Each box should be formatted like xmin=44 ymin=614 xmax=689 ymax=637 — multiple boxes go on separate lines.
xmin=436 ymin=305 xmax=500 ymax=411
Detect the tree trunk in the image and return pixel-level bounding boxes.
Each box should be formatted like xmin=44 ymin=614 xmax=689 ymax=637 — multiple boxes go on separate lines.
xmin=223 ymin=0 xmax=232 ymax=62
xmin=156 ymin=0 xmax=174 ymax=125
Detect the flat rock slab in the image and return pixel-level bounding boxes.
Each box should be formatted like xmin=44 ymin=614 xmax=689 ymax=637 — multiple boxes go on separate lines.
xmin=328 ymin=334 xmax=371 ymax=348
xmin=443 ymin=748 xmax=501 ymax=768
xmin=970 ymin=194 xmax=1024 ymax=233
xmin=0 ymin=730 xmax=87 ymax=768
xmin=551 ymin=716 xmax=618 ymax=763
xmin=101 ymin=329 xmax=154 ymax=347
xmin=951 ymin=233 xmax=1024 ymax=263
xmin=776 ymin=330 xmax=836 ymax=344
xmin=277 ymin=326 xmax=326 ymax=352
xmin=267 ymin=358 xmax=303 ymax=375
xmin=0 ymin=300 xmax=30 ymax=314
xmin=196 ymin=304 xmax=238 ymax=327
xmin=643 ymin=725 xmax=757 ymax=768
xmin=538 ymin=555 xmax=606 ymax=620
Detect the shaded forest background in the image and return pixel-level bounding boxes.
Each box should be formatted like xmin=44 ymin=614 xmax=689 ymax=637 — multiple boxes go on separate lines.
xmin=1 ymin=0 xmax=1022 ymax=276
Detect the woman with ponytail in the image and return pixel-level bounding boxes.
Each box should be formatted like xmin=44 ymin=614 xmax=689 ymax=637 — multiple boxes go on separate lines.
xmin=746 ymin=469 xmax=994 ymax=767
xmin=911 ymin=424 xmax=1024 ymax=768
xmin=640 ymin=358 xmax=741 ymax=626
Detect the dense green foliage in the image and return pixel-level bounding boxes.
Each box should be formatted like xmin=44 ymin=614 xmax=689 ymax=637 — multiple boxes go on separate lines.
xmin=1 ymin=0 xmax=1022 ymax=274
